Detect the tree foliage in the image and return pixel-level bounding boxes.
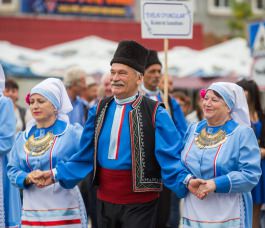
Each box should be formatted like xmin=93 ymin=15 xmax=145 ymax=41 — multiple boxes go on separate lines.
xmin=227 ymin=0 xmax=253 ymax=38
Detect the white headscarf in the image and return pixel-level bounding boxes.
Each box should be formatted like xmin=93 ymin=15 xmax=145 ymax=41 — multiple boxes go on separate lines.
xmin=208 ymin=82 xmax=250 ymax=127
xmin=26 ymin=78 xmax=73 ymax=132
xmin=0 ymin=65 xmax=5 ymax=95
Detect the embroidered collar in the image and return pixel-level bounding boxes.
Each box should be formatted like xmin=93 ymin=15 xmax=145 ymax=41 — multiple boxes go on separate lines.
xmin=195 ymin=127 xmax=227 ymax=149
xmin=26 ymin=119 xmax=67 ymax=139
xmin=196 ymin=119 xmax=238 ymax=135
xmin=114 ymin=93 xmax=138 ymax=105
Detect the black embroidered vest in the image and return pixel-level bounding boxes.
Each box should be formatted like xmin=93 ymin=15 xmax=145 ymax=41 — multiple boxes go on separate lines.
xmin=94 ymin=95 xmax=163 ymax=192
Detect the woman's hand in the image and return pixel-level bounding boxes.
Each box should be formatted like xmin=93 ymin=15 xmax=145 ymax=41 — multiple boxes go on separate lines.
xmin=196 ymin=179 xmax=216 ymax=199
xmin=25 ymin=170 xmax=45 ymax=186
xmin=188 ymin=178 xmax=207 ymax=199
xmin=25 ymin=170 xmax=54 ymax=188
xmin=32 ymin=170 xmax=54 ymax=188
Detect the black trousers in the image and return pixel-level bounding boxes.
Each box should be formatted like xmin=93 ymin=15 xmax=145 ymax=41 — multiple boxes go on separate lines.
xmin=97 ymin=198 xmax=159 ymax=228
xmin=156 ymin=186 xmax=171 ymax=228
xmin=79 ymin=177 xmax=98 ymax=228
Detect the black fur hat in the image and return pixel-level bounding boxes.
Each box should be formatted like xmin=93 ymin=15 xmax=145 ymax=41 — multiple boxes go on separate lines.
xmin=145 ymin=50 xmax=162 ymax=69
xmin=110 ymin=40 xmax=149 ymax=74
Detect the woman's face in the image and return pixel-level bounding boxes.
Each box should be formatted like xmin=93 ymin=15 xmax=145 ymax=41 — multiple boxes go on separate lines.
xmin=202 ymin=90 xmax=230 ymax=124
xmin=29 ymin=94 xmax=56 ymax=124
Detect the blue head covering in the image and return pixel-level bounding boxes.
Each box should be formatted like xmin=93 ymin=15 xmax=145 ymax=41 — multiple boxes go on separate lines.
xmin=26 ymin=78 xmax=73 ymax=134
xmin=207 ymin=82 xmax=250 ymax=126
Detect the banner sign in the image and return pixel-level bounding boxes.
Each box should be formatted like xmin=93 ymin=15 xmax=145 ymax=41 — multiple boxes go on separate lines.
xmin=21 ymin=0 xmax=134 ymax=18
xmin=141 ymin=0 xmax=193 ymax=39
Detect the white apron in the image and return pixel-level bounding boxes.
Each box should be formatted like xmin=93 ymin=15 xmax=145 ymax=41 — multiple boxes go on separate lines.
xmin=183 ymin=192 xmax=242 ymax=228
xmin=21 ymin=183 xmax=87 ymax=228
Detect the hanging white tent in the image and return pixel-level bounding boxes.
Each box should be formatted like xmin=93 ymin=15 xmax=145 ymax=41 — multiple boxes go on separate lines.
xmin=158 ymin=37 xmax=252 ymax=78
xmin=0 ymin=36 xmax=253 ymax=80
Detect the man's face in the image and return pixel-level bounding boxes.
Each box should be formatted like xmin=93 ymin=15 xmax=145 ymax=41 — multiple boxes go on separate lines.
xmin=103 ymin=76 xmax=112 ymax=97
xmin=143 ymin=64 xmax=162 ymax=91
xmin=110 ymin=63 xmax=142 ymax=99
xmin=73 ymin=77 xmax=86 ymax=97
xmin=4 ymin=88 xmax=18 ymax=103
xmin=159 ymin=76 xmax=174 ymax=94
xmin=84 ymin=84 xmax=98 ymax=102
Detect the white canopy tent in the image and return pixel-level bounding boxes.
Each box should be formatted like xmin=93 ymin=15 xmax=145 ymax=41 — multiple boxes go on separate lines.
xmin=0 ymin=36 xmax=253 ymax=79
xmin=33 ymin=36 xmax=118 ymax=77
xmin=159 ymin=37 xmax=252 ymax=78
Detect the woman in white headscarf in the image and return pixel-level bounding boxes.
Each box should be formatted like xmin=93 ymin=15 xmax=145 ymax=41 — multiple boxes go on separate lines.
xmin=0 ymin=65 xmax=21 ymax=227
xmin=7 ymin=78 xmax=87 ymax=227
xmin=179 ymin=82 xmax=261 ymax=228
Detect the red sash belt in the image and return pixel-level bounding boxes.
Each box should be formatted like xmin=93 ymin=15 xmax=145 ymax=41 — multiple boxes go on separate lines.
xmin=97 ymin=168 xmax=159 ymax=204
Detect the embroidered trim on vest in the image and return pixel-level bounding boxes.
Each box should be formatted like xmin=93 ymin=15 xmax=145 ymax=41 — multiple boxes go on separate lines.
xmin=129 ymin=98 xmax=162 ymax=192
xmin=94 ymin=97 xmax=112 ymax=180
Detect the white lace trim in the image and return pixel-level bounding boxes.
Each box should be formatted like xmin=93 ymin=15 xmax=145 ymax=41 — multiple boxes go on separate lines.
xmin=240 ymin=194 xmax=245 ymax=228
xmin=0 ymin=156 xmax=6 ymax=227
xmin=74 ymin=186 xmax=88 ymax=228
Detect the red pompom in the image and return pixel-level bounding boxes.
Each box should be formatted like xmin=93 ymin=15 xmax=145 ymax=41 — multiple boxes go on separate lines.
xmin=200 ymin=89 xmax=206 ymax=98
xmin=25 ymin=93 xmax=30 ymax=105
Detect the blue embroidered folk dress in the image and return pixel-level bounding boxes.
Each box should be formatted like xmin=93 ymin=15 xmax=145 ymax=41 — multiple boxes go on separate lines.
xmin=0 ymin=96 xmax=21 ymax=228
xmin=7 ymin=120 xmax=87 ymax=228
xmin=181 ymin=119 xmax=261 ymax=228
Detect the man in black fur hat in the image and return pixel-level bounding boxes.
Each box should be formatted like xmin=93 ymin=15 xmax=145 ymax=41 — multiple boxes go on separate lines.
xmin=35 ymin=41 xmax=203 ymax=228
xmin=141 ymin=50 xmax=187 ymax=138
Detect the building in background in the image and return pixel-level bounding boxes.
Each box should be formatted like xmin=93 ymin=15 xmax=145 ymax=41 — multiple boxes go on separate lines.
xmin=0 ymin=0 xmax=203 ymax=51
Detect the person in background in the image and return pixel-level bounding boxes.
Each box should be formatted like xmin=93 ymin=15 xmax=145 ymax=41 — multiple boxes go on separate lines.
xmin=181 ymin=82 xmax=261 ymax=228
xmin=172 ymin=90 xmax=191 ymax=117
xmin=7 ymin=78 xmax=87 ymax=227
xmin=186 ymin=91 xmax=204 ymax=124
xmin=80 ymin=75 xmax=99 ymax=228
xmin=31 ymin=40 xmax=190 ymax=228
xmin=159 ymin=75 xmax=174 ymax=94
xmin=141 ymin=50 xmax=187 ymax=228
xmin=99 ymin=73 xmax=112 ymax=98
xmin=0 ymin=65 xmax=21 ymax=227
xmin=237 ymin=79 xmax=265 ymax=228
xmin=141 ymin=50 xmax=187 ymax=138
xmin=81 ymin=76 xmax=99 ymax=108
xmin=4 ymin=78 xmax=26 ymax=132
xmin=64 ymin=67 xmax=88 ymax=125
xmin=64 ymin=68 xmax=90 ymax=223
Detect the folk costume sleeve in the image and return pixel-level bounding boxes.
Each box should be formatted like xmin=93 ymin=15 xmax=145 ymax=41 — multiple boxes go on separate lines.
xmin=7 ymin=132 xmax=30 ymax=189
xmin=55 ymin=105 xmax=96 ymax=189
xmin=215 ymin=126 xmax=261 ymax=193
xmin=0 ymin=97 xmax=16 ymax=155
xmin=154 ymin=106 xmax=190 ymax=198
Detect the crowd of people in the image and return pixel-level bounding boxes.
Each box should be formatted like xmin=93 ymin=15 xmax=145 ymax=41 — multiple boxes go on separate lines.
xmin=0 ymin=40 xmax=264 ymax=228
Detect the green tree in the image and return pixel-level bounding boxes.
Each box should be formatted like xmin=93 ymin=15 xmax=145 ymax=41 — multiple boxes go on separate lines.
xmin=227 ymin=0 xmax=253 ymax=38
